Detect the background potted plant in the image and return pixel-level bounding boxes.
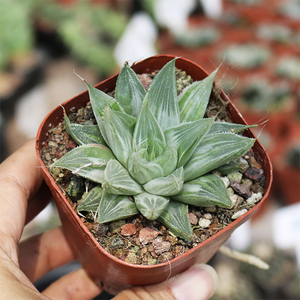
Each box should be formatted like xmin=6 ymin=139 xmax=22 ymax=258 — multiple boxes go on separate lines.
xmin=36 ymin=55 xmax=272 ymax=294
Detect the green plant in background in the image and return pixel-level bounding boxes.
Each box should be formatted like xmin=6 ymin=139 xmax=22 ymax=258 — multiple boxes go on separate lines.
xmin=35 ymin=1 xmax=127 ymax=76
xmin=222 ymin=44 xmax=271 ymax=69
xmin=276 ymin=57 xmax=300 ymax=81
xmin=174 ymin=27 xmax=220 ymax=47
xmin=51 ymin=59 xmax=256 ymax=240
xmin=241 ymin=80 xmax=292 ymax=112
xmin=256 ymin=24 xmax=293 ymax=44
xmin=0 ymin=0 xmax=35 ymax=71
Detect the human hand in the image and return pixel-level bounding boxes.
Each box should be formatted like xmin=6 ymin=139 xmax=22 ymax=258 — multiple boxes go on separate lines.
xmin=0 ymin=139 xmax=218 ymax=300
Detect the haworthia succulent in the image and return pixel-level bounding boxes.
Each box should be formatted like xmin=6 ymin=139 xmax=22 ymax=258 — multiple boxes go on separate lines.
xmin=115 ymin=62 xmax=146 ymax=117
xmin=134 ymin=192 xmax=169 ymax=220
xmin=51 ymin=144 xmax=115 ymax=183
xmin=51 ymin=59 xmax=259 ymax=242
xmin=178 ymin=67 xmax=218 ymax=122
xmin=143 ymin=59 xmax=180 ymax=131
xmin=172 ymin=174 xmax=232 ymax=208
xmin=184 ymin=133 xmax=255 ymax=181
xmin=158 ymin=201 xmax=193 ymax=240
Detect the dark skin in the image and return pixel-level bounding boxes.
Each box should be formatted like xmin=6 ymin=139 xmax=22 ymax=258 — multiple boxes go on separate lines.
xmin=0 ymin=139 xmax=217 ymax=300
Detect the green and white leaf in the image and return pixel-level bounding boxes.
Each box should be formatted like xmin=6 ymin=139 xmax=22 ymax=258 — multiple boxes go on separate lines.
xmin=143 ymin=58 xmax=180 ymax=130
xmin=143 ymin=167 xmax=184 ymax=196
xmin=184 ymin=133 xmax=255 ymax=181
xmin=164 ymin=118 xmax=214 ymax=167
xmin=157 ymin=201 xmax=192 ymax=241
xmin=172 ymin=174 xmax=232 ymax=208
xmin=127 ymin=150 xmax=164 ymax=185
xmin=115 ymin=62 xmax=146 ymax=117
xmin=133 ymin=105 xmax=165 ymax=152
xmin=100 ymin=108 xmax=136 ymax=168
xmin=85 ymin=81 xmax=123 ymax=127
xmin=215 ymin=160 xmax=243 ymax=175
xmin=152 ymin=146 xmax=178 ymax=177
xmin=51 ymin=144 xmax=115 ymax=183
xmin=102 ymin=159 xmax=143 ymax=195
xmin=77 ymin=186 xmax=138 ymax=223
xmin=208 ymin=121 xmax=258 ymax=135
xmin=178 ymin=67 xmax=218 ymax=122
xmin=134 ymin=192 xmax=169 ymax=220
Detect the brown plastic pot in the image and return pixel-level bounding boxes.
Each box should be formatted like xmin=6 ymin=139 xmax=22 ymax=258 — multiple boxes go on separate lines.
xmin=36 ymin=55 xmax=273 ymax=294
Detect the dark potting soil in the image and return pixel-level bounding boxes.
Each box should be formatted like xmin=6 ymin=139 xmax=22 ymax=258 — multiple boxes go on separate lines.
xmin=40 ymin=69 xmax=265 ymax=265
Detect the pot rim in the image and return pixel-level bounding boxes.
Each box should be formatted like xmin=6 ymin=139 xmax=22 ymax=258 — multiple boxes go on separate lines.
xmin=36 ymin=54 xmax=273 ymax=269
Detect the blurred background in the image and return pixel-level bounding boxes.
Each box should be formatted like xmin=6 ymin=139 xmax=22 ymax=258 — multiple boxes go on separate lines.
xmin=0 ymin=0 xmax=299 ymax=299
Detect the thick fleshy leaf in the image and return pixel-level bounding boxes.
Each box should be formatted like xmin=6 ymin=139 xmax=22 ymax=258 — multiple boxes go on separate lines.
xmin=115 ymin=62 xmax=146 ymax=117
xmin=102 ymin=159 xmax=143 ymax=195
xmin=77 ymin=186 xmax=138 ymax=223
xmin=164 ymin=118 xmax=214 ymax=167
xmin=85 ymin=81 xmax=123 ymax=126
xmin=134 ymin=192 xmax=169 ymax=220
xmin=133 ymin=105 xmax=165 ymax=153
xmin=64 ymin=109 xmax=106 ymax=146
xmin=157 ymin=201 xmax=192 ymax=241
xmin=142 ymin=58 xmax=180 ymax=130
xmin=208 ymin=121 xmax=258 ymax=135
xmin=143 ymin=167 xmax=184 ymax=196
xmin=172 ymin=174 xmax=232 ymax=208
xmin=152 ymin=146 xmax=178 ymax=176
xmin=127 ymin=150 xmax=164 ymax=185
xmin=215 ymin=160 xmax=243 ymax=175
xmin=99 ymin=107 xmax=136 ymax=168
xmin=184 ymin=133 xmax=255 ymax=181
xmin=51 ymin=144 xmax=115 ymax=183
xmin=178 ymin=67 xmax=218 ymax=122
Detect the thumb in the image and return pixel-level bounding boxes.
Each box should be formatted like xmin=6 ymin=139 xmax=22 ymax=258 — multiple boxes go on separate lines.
xmin=112 ymin=264 xmax=218 ymax=300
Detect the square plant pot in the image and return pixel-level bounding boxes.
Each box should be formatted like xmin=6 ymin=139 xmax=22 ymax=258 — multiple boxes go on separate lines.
xmin=36 ymin=55 xmax=273 ymax=294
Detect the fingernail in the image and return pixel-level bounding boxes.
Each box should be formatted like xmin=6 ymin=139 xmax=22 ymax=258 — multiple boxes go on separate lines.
xmin=168 ymin=264 xmax=218 ymax=300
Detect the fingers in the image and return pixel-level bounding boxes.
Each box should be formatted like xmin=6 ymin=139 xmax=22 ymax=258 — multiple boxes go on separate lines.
xmin=0 ymin=139 xmax=43 ymax=243
xmin=42 ymin=268 xmax=103 ymax=300
xmin=19 ymin=227 xmax=74 ymax=283
xmin=113 ymin=264 xmax=218 ymax=300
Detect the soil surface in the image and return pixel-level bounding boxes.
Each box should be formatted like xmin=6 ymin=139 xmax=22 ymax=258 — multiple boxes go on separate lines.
xmin=40 ymin=69 xmax=265 ymax=265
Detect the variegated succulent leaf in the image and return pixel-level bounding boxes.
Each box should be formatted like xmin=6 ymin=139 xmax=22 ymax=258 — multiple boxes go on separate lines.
xmin=184 ymin=133 xmax=255 ymax=181
xmin=64 ymin=110 xmax=106 ymax=146
xmin=172 ymin=174 xmax=232 ymax=208
xmin=77 ymin=186 xmax=138 ymax=223
xmin=52 ymin=60 xmax=258 ymax=241
xmin=51 ymin=144 xmax=115 ymax=183
xmin=115 ymin=62 xmax=146 ymax=117
xmin=134 ymin=192 xmax=170 ymax=220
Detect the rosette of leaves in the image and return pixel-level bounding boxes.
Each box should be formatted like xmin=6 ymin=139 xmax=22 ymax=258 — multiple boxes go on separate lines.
xmin=51 ymin=59 xmax=256 ymax=240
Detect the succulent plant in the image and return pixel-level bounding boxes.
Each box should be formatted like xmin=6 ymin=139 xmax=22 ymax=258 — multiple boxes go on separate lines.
xmin=51 ymin=59 xmax=256 ymax=240
xmin=222 ymin=44 xmax=270 ymax=69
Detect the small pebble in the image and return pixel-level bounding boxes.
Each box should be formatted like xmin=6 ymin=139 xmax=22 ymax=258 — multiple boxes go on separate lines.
xmin=230 ymin=181 xmax=252 ymax=198
xmin=121 ymin=224 xmax=137 ymax=236
xmin=198 ymin=218 xmax=212 ymax=228
xmin=205 ymin=206 xmax=217 ymax=212
xmin=153 ymin=237 xmax=171 ymax=255
xmin=188 ymin=213 xmax=198 ymax=225
xmin=48 ymin=141 xmax=58 ymax=148
xmin=249 ymin=156 xmax=261 ymax=168
xmin=244 ymin=167 xmax=264 ymax=180
xmin=238 ymin=157 xmax=249 ymax=171
xmin=139 ymin=227 xmax=160 ymax=245
xmin=232 ymin=209 xmax=248 ymax=219
xmin=230 ymin=194 xmax=239 ymax=206
xmin=246 ymin=192 xmax=263 ymax=205
xmin=203 ymin=213 xmax=213 ymax=220
xmin=221 ymin=176 xmax=230 ymax=188
xmin=227 ymin=172 xmax=243 ymax=183
xmin=241 ymin=178 xmax=253 ymax=189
